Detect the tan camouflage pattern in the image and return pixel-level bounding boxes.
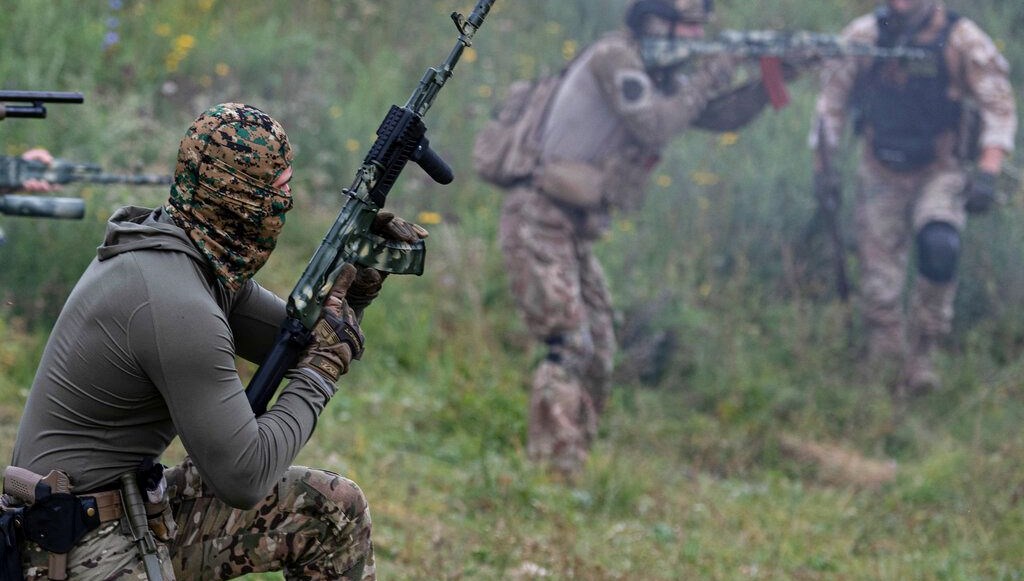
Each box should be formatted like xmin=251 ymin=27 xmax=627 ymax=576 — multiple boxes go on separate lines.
xmin=811 ymin=4 xmax=1016 ymax=390
xmin=165 ymin=103 xmax=294 ymax=292
xmin=20 ymin=458 xmax=374 ymax=580
xmin=500 ymin=30 xmax=743 ymax=475
xmin=500 ymin=186 xmax=615 ymax=477
xmin=811 ymin=4 xmax=1017 ymax=153
xmin=854 ymin=161 xmax=966 ymax=355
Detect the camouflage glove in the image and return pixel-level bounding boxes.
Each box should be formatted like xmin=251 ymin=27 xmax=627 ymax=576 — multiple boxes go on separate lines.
xmin=345 ymin=211 xmax=430 ymax=314
xmin=299 ymin=264 xmax=365 ymax=383
xmin=964 ymin=169 xmax=997 ymax=214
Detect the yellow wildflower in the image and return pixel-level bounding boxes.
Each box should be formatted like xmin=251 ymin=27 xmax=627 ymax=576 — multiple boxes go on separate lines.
xmin=417 ymin=211 xmax=443 ymax=225
xmin=717 ymin=132 xmax=739 ymax=147
xmin=655 ymin=174 xmax=672 ymax=188
xmin=215 ymin=63 xmax=231 ymax=77
xmin=478 ymin=85 xmax=493 ymax=99
xmin=562 ymin=40 xmax=577 ymax=61
xmin=464 ymin=47 xmax=477 ymax=64
xmin=690 ymin=170 xmax=720 ymax=186
xmin=345 ymin=139 xmax=360 ymax=153
xmin=329 ymin=105 xmax=343 ymax=119
xmin=154 ymin=23 xmax=172 ymax=37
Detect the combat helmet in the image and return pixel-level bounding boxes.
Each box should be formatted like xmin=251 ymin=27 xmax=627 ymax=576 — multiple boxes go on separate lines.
xmin=625 ymin=0 xmax=714 ymax=36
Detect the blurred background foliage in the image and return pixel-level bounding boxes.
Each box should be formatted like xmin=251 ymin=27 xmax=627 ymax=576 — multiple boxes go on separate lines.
xmin=2 ymin=0 xmax=1024 ymax=578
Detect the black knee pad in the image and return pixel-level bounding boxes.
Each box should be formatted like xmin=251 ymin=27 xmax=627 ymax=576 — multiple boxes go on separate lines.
xmin=916 ymin=221 xmax=960 ymax=283
xmin=545 ymin=334 xmax=565 ymax=363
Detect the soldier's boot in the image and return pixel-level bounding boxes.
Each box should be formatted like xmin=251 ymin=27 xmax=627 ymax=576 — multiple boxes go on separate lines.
xmin=863 ymin=323 xmax=904 ymax=385
xmin=527 ymin=360 xmax=595 ymax=481
xmin=897 ymin=333 xmax=941 ymax=398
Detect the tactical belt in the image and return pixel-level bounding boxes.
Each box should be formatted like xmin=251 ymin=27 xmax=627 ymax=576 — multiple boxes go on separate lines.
xmin=1 ymin=467 xmax=148 ymax=581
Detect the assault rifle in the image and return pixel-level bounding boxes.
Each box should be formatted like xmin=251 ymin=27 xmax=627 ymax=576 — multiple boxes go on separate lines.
xmin=813 ymin=123 xmax=850 ymax=302
xmin=639 ymin=29 xmax=932 ymax=71
xmin=0 ymin=91 xmax=83 ymax=120
xmin=0 ymin=156 xmax=172 ymax=190
xmin=245 ymin=0 xmax=497 ymax=415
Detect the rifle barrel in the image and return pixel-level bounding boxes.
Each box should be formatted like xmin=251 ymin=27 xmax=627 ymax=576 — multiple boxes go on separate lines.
xmin=0 ymin=194 xmax=85 ymax=219
xmin=0 ymin=91 xmax=84 ymax=103
xmin=0 ymin=91 xmax=84 ymax=119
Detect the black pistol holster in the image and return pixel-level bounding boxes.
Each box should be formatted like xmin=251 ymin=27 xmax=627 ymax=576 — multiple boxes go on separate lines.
xmin=1 ymin=467 xmax=101 ymax=580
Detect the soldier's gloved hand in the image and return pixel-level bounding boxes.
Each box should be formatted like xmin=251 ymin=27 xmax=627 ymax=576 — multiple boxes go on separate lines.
xmin=964 ymin=170 xmax=997 ymax=214
xmin=345 ymin=211 xmax=430 ymax=314
xmin=813 ymin=167 xmax=841 ymax=212
xmin=21 ymin=148 xmax=57 ymax=193
xmin=299 ymin=264 xmax=365 ymax=383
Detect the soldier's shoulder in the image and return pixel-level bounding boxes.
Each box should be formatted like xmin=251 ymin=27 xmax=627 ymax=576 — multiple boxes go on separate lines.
xmin=841 ymin=13 xmax=879 ymax=43
xmin=587 ymin=31 xmax=642 ymax=70
xmin=948 ymin=15 xmax=997 ymax=49
xmin=948 ymin=15 xmax=1008 ymax=65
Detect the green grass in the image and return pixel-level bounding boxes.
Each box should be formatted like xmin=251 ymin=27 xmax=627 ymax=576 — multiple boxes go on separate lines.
xmin=3 ymin=0 xmax=1024 ymax=579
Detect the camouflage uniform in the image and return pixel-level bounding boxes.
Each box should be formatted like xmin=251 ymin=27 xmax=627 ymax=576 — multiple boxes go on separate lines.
xmin=20 ymin=459 xmax=374 ymax=580
xmin=498 ymin=0 xmax=781 ymax=476
xmin=811 ymin=2 xmax=1017 ymax=392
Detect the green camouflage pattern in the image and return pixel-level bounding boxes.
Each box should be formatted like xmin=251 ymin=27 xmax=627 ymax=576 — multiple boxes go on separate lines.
xmin=165 ymin=103 xmax=294 ymax=292
xmin=19 ymin=458 xmax=374 ymax=580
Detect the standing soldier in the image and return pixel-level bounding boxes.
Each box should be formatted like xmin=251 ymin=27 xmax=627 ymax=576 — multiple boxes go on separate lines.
xmin=811 ymin=0 xmax=1017 ymax=396
xmin=490 ymin=0 xmax=795 ymax=478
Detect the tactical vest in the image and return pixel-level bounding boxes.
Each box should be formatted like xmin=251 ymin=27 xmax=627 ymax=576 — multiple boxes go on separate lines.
xmin=854 ymin=8 xmax=961 ymax=172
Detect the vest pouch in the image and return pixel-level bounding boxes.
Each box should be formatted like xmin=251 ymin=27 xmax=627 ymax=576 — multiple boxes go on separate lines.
xmin=871 ymin=133 xmax=937 ymax=172
xmin=534 ymin=160 xmax=605 ymax=209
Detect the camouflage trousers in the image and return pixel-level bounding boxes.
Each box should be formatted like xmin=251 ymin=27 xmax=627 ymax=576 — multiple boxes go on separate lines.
xmin=21 ymin=457 xmax=374 ymax=580
xmin=854 ymin=156 xmax=967 ymax=371
xmin=499 ymin=185 xmax=615 ymax=477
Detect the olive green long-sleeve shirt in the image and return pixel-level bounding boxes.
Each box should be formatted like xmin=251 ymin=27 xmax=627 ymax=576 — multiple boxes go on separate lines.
xmin=12 ymin=206 xmax=334 ymax=508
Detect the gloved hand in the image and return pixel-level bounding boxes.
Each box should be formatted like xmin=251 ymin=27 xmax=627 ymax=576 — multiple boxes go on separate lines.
xmin=299 ymin=264 xmax=365 ymax=383
xmin=964 ymin=169 xmax=997 ymax=214
xmin=345 ymin=211 xmax=430 ymax=314
xmin=813 ymin=166 xmax=842 ymax=213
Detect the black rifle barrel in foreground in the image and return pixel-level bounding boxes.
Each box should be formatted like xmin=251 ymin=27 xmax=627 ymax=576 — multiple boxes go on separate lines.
xmin=0 ymin=90 xmax=84 ymax=119
xmin=0 ymin=194 xmax=85 ymax=219
xmin=245 ymin=0 xmax=497 ymax=415
xmin=0 ymin=157 xmax=172 ymax=189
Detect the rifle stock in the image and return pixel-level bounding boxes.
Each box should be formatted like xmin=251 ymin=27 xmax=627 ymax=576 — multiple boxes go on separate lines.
xmin=245 ymin=0 xmax=497 ymax=415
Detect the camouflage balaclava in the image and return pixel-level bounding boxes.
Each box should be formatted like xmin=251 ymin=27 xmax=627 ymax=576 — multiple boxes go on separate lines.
xmin=165 ymin=103 xmax=294 ymax=292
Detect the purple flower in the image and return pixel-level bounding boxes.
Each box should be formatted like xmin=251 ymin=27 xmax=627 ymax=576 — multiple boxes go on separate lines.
xmin=109 ymin=0 xmax=123 ymax=9
xmin=103 ymin=31 xmax=120 ymax=48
